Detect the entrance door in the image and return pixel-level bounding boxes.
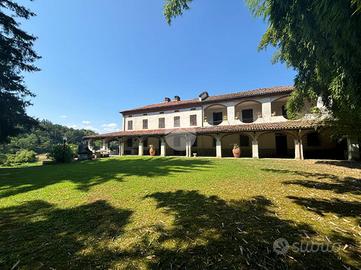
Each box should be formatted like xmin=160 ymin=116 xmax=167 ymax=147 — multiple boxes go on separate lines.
xmin=275 ymin=134 xmax=288 ymax=157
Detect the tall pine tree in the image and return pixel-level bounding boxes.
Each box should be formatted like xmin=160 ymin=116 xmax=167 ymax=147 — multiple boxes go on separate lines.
xmin=0 ymin=0 xmax=39 ymax=143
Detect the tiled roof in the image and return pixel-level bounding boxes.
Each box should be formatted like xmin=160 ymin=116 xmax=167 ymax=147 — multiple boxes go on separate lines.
xmin=120 ymin=86 xmax=294 ymax=114
xmin=84 ymin=120 xmax=322 ymax=140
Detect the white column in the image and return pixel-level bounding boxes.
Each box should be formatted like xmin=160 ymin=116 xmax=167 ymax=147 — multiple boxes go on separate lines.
xmin=252 ymin=138 xmax=259 ymax=158
xmin=299 ymin=139 xmax=304 ymax=160
xmin=216 ymin=136 xmax=222 ymax=158
xmin=294 ymin=139 xmax=300 ymax=159
xmin=185 ymin=136 xmax=189 ymax=157
xmin=138 ymin=139 xmax=144 ymax=156
xmin=160 ymin=137 xmax=166 ymax=157
xmin=347 ymin=137 xmax=360 ymax=161
xmin=119 ymin=139 xmax=124 ymax=156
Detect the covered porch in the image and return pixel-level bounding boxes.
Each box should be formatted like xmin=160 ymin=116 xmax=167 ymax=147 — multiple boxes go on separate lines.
xmin=83 ymin=120 xmax=357 ymax=160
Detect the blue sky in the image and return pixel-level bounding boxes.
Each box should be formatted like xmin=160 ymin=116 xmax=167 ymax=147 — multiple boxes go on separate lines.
xmin=21 ymin=0 xmax=295 ymax=133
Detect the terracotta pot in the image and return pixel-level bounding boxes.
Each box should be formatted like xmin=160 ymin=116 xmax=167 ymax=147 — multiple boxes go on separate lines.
xmin=232 ymin=146 xmax=241 ymax=158
xmin=149 ymin=145 xmax=156 ymax=156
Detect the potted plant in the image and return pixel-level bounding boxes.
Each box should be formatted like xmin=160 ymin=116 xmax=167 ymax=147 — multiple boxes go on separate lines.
xmin=149 ymin=145 xmax=156 ymax=156
xmin=232 ymin=144 xmax=241 ymax=158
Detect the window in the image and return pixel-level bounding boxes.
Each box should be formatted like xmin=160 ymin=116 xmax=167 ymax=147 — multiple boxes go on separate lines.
xmin=307 ymin=132 xmax=321 ymax=146
xmin=239 ymin=135 xmax=250 ymax=147
xmin=174 ymin=116 xmax=180 ymax=127
xmin=213 ymin=112 xmax=223 ymax=125
xmin=159 ymin=117 xmax=165 ymax=128
xmin=127 ymin=120 xmax=133 ymax=130
xmin=127 ymin=138 xmax=132 ymax=147
xmin=242 ymin=109 xmax=253 ymax=123
xmin=190 ymin=114 xmax=197 ymax=126
xmin=143 ymin=119 xmax=148 ymax=129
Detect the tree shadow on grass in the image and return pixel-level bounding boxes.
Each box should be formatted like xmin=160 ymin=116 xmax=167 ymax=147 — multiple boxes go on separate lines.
xmin=262 ymin=168 xmax=361 ymax=195
xmin=0 ymin=200 xmax=132 ymax=269
xmin=315 ymin=160 xmax=361 ymax=170
xmin=132 ymin=190 xmax=354 ymax=269
xmin=0 ymin=157 xmax=213 ymax=198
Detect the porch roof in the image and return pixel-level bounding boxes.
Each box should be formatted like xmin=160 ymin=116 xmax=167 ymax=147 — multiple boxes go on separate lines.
xmin=84 ymin=120 xmax=323 ymax=140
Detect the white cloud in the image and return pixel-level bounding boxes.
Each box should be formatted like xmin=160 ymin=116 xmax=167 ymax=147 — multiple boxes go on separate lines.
xmin=67 ymin=124 xmax=78 ymax=129
xmin=82 ymin=120 xmax=91 ymax=125
xmin=102 ymin=123 xmax=118 ymax=132
xmin=60 ymin=115 xmax=68 ymax=119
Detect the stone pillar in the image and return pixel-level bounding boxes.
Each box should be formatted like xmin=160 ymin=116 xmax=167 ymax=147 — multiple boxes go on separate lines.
xmin=252 ymin=138 xmax=259 ymax=158
xmin=185 ymin=136 xmax=189 ymax=157
xmin=160 ymin=137 xmax=166 ymax=157
xmin=138 ymin=138 xmax=144 ymax=156
xmin=119 ymin=139 xmax=125 ymax=156
xmin=216 ymin=136 xmax=222 ymax=158
xmin=347 ymin=137 xmax=360 ymax=161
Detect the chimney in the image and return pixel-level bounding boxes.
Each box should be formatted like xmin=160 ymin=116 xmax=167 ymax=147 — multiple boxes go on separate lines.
xmin=173 ymin=96 xmax=181 ymax=101
xmin=164 ymin=97 xmax=171 ymax=102
xmin=198 ymin=91 xmax=209 ymax=101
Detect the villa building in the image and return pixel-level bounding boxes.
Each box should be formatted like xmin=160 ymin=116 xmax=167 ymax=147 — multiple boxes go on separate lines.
xmin=84 ymin=86 xmax=360 ymax=160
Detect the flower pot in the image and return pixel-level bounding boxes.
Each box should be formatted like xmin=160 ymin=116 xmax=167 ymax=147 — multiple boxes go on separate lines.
xmin=232 ymin=146 xmax=241 ymax=158
xmin=149 ymin=145 xmax=156 ymax=156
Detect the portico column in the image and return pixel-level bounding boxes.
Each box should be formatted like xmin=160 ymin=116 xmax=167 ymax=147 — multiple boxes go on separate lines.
xmin=252 ymin=138 xmax=259 ymax=158
xmin=185 ymin=136 xmax=190 ymax=157
xmin=102 ymin=139 xmax=109 ymax=151
xmin=119 ymin=138 xmax=125 ymax=156
xmin=294 ymin=139 xmax=300 ymax=159
xmin=216 ymin=135 xmax=222 ymax=158
xmin=160 ymin=137 xmax=166 ymax=157
xmin=298 ymin=139 xmax=304 ymax=160
xmin=138 ymin=138 xmax=144 ymax=156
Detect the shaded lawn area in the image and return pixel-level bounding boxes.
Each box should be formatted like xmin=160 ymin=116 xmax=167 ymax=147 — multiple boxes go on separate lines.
xmin=0 ymin=157 xmax=360 ymax=269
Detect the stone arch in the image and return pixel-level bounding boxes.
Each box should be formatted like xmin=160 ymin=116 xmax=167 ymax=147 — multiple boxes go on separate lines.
xmin=203 ymin=104 xmax=228 ymax=126
xmin=257 ymin=131 xmax=296 ymax=158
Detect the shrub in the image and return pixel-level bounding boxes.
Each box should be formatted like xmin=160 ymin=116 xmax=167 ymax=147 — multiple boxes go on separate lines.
xmin=50 ymin=144 xmax=73 ymax=163
xmin=0 ymin=150 xmax=37 ymax=166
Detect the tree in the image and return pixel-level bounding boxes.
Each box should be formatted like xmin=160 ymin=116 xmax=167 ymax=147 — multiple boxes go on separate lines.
xmin=163 ymin=0 xmax=361 ymax=137
xmin=0 ymin=0 xmax=40 ymax=143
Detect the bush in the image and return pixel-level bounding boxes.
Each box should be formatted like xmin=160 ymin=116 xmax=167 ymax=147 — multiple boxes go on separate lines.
xmin=50 ymin=144 xmax=74 ymax=163
xmin=0 ymin=150 xmax=37 ymax=166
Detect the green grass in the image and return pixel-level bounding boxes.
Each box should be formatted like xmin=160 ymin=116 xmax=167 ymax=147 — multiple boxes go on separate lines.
xmin=0 ymin=157 xmax=360 ymax=269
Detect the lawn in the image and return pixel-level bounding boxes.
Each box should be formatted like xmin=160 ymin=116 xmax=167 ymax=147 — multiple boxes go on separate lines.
xmin=0 ymin=157 xmax=360 ymax=269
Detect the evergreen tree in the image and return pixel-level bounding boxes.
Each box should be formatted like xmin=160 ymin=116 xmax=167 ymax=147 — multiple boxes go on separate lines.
xmin=0 ymin=0 xmax=40 ymax=143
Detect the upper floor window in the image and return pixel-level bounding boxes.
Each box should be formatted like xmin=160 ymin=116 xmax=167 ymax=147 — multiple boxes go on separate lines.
xmin=242 ymin=109 xmax=253 ymax=123
xmin=159 ymin=117 xmax=165 ymax=128
xmin=174 ymin=116 xmax=180 ymax=127
xmin=143 ymin=119 xmax=148 ymax=129
xmin=190 ymin=114 xmax=197 ymax=126
xmin=213 ymin=112 xmax=223 ymax=125
xmin=127 ymin=120 xmax=133 ymax=130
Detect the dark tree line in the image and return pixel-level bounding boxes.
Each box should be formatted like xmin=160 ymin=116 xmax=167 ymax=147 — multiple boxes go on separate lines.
xmin=1 ymin=120 xmax=96 ymax=154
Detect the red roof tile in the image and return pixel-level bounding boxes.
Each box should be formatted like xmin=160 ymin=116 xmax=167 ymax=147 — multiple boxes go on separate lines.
xmin=84 ymin=120 xmax=322 ymax=140
xmin=120 ymin=86 xmax=294 ymax=114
